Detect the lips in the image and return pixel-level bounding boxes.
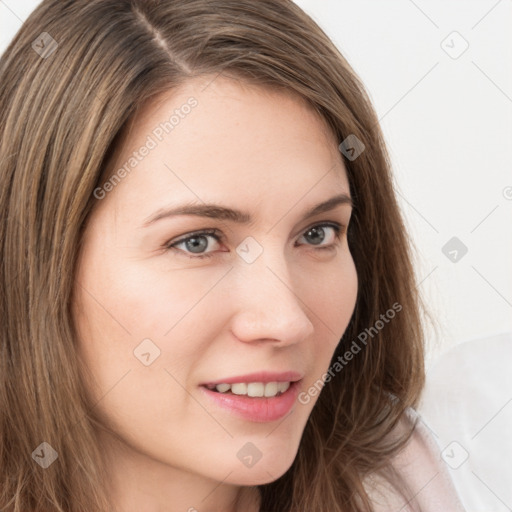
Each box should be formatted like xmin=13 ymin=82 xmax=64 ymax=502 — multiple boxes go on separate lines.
xmin=198 ymin=370 xmax=304 ymax=422
xmin=199 ymin=379 xmax=302 ymax=422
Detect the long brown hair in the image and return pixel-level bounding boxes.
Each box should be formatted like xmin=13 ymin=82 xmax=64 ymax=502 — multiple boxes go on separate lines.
xmin=0 ymin=1 xmax=426 ymax=510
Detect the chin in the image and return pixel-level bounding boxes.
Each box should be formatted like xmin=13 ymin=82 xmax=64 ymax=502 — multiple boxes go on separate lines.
xmin=229 ymin=470 xmax=287 ymax=487
xmin=228 ymin=456 xmax=296 ymax=486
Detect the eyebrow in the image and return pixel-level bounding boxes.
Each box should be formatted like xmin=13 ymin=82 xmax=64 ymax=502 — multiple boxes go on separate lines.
xmin=141 ymin=192 xmax=353 ymax=227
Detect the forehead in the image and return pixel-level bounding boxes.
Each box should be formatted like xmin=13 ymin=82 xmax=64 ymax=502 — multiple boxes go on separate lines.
xmin=121 ymin=75 xmax=340 ymax=164
xmin=97 ymin=75 xmax=350 ymax=220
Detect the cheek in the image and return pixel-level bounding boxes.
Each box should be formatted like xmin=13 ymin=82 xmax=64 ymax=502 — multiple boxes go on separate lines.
xmin=302 ymin=250 xmax=358 ymax=336
xmin=72 ymin=250 xmax=232 ymax=407
xmin=72 ymin=257 xmax=207 ymax=442
xmin=303 ymin=251 xmax=358 ymax=374
xmin=295 ymin=255 xmax=357 ymax=410
xmin=336 ymin=253 xmax=358 ymax=325
xmin=75 ymin=250 xmax=227 ymax=341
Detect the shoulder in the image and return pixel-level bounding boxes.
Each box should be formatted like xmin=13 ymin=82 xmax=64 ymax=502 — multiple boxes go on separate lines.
xmin=363 ymin=407 xmax=466 ymax=512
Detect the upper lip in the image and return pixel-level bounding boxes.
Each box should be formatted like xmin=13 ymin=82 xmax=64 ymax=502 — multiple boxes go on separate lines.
xmin=201 ymin=370 xmax=304 ymax=386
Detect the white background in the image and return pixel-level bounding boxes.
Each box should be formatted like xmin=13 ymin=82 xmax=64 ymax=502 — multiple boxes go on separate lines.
xmin=1 ymin=0 xmax=511 ymax=366
xmin=292 ymin=0 xmax=512 ymax=366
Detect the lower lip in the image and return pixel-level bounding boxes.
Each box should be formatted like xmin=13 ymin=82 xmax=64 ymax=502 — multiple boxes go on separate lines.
xmin=199 ymin=381 xmax=301 ymax=423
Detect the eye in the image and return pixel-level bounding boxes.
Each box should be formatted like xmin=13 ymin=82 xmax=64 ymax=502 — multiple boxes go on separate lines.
xmin=165 ymin=228 xmax=222 ymax=260
xmin=296 ymin=222 xmax=344 ymax=251
xmin=164 ymin=222 xmax=346 ymax=260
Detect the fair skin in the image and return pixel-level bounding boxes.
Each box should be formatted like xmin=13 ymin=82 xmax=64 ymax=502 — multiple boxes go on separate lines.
xmin=72 ymin=74 xmax=358 ymax=512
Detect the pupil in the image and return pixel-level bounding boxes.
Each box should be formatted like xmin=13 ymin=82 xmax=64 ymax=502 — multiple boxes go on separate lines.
xmin=186 ymin=236 xmax=208 ymax=253
xmin=306 ymin=226 xmax=325 ymax=245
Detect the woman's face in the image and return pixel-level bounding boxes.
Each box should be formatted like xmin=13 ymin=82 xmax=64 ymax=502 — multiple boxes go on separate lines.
xmin=72 ymin=75 xmax=357 ymax=506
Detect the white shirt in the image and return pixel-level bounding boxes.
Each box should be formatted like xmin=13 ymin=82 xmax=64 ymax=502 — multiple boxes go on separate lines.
xmin=363 ymin=406 xmax=466 ymax=511
xmin=418 ymin=332 xmax=512 ymax=512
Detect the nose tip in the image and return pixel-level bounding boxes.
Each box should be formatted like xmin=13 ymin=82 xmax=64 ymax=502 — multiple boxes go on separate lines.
xmin=228 ymin=265 xmax=315 ymax=346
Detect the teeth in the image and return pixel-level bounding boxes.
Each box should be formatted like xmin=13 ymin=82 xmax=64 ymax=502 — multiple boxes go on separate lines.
xmin=231 ymin=383 xmax=247 ymax=395
xmin=215 ymin=383 xmax=231 ymax=393
xmin=278 ymin=381 xmax=290 ymax=393
xmin=247 ymin=382 xmax=264 ymax=397
xmin=263 ymin=382 xmax=277 ymax=397
xmin=212 ymin=381 xmax=291 ymax=397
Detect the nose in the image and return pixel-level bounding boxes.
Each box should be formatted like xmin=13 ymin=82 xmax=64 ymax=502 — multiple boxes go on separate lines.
xmin=228 ymin=249 xmax=315 ymax=346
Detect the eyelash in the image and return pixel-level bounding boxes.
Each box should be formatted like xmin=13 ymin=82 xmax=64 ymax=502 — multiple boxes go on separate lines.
xmin=163 ymin=222 xmax=346 ymax=260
